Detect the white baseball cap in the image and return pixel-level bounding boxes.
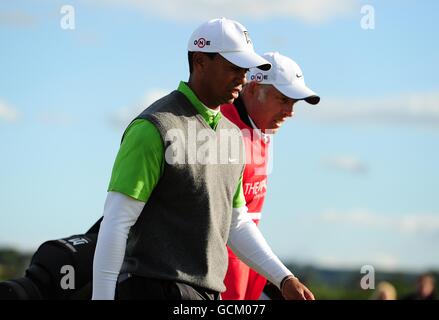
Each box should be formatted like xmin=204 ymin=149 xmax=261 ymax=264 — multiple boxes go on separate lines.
xmin=188 ymin=18 xmax=271 ymax=71
xmin=247 ymin=52 xmax=320 ymax=105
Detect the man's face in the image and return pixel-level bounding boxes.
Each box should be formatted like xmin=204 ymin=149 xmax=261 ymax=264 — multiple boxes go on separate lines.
xmin=202 ymin=54 xmax=248 ymax=106
xmin=418 ymin=276 xmax=435 ymax=298
xmin=251 ymin=84 xmax=297 ymax=134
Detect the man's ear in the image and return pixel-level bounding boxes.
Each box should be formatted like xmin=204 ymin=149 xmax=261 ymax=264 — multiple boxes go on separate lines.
xmin=192 ymin=52 xmax=206 ymax=73
xmin=246 ymin=81 xmax=258 ymax=97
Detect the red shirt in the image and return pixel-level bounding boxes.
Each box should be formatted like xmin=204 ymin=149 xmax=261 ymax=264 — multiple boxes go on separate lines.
xmin=221 ymin=102 xmax=270 ymax=222
xmin=221 ymin=99 xmax=270 ymax=300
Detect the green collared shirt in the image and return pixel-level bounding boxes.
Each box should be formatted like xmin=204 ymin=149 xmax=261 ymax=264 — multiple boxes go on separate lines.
xmin=177 ymin=81 xmax=222 ymax=130
xmin=108 ymin=81 xmax=245 ymax=208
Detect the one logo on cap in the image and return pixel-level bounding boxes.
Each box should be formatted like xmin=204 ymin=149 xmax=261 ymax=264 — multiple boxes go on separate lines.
xmin=251 ymin=73 xmax=268 ymax=82
xmin=296 ymin=73 xmax=303 ymax=78
xmin=243 ymin=31 xmax=252 ymax=44
xmin=193 ymin=38 xmax=211 ymax=48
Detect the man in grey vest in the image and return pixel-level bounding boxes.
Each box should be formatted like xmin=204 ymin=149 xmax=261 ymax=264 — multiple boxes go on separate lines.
xmin=92 ymin=17 xmax=314 ymax=300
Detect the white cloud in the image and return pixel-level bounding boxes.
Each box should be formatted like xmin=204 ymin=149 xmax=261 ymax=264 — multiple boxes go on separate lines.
xmin=75 ymin=31 xmax=101 ymax=46
xmin=315 ymin=254 xmax=399 ymax=271
xmin=322 ymin=155 xmax=368 ymax=174
xmin=110 ymin=88 xmax=169 ymax=128
xmin=321 ymin=208 xmax=439 ymax=235
xmin=37 ymin=112 xmax=77 ymax=125
xmin=305 ymin=91 xmax=439 ymax=128
xmin=91 ymin=0 xmax=357 ymax=24
xmin=0 ymin=100 xmax=21 ymax=122
xmin=0 ymin=11 xmax=36 ymax=27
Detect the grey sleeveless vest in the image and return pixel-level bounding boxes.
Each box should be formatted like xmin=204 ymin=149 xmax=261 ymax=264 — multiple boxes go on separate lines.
xmin=120 ymin=90 xmax=245 ymax=292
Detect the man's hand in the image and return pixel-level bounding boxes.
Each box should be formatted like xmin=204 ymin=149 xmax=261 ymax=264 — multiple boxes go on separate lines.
xmin=281 ymin=276 xmax=315 ymax=300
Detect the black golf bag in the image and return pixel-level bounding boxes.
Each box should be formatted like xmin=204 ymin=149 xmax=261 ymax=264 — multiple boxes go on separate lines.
xmin=0 ymin=218 xmax=102 ymax=300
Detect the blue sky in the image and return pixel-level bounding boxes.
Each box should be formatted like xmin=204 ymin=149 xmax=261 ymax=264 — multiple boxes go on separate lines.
xmin=1 ymin=0 xmax=438 ymax=273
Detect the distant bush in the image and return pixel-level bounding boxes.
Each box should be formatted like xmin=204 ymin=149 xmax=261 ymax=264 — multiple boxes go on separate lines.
xmin=284 ymin=262 xmax=437 ymax=300
xmin=0 ymin=248 xmax=32 ymax=281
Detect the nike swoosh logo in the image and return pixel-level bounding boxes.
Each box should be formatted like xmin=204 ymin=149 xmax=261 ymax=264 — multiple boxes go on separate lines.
xmin=296 ymin=74 xmax=303 ymax=78
xmin=229 ymin=158 xmax=237 ymax=163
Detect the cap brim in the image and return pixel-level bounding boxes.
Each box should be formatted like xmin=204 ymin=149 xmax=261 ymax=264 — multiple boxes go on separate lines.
xmin=274 ymin=83 xmax=320 ymax=105
xmin=220 ymin=51 xmax=271 ymax=71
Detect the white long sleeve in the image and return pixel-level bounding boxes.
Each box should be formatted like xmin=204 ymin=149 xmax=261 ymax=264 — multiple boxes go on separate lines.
xmin=92 ymin=191 xmax=145 ymax=300
xmin=227 ymin=206 xmax=293 ymax=289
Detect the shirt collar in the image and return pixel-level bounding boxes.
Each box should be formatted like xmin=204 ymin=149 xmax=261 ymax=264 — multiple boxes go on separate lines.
xmin=177 ymin=81 xmax=222 ymax=130
xmin=235 ymin=95 xmax=270 ymax=144
xmin=248 ymin=115 xmax=271 ymax=144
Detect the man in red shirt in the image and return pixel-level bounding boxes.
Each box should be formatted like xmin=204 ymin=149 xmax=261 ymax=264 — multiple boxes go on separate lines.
xmin=221 ymin=52 xmax=320 ymax=300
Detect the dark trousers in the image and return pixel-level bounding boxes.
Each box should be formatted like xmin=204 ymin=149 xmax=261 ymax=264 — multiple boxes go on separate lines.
xmin=116 ymin=275 xmax=220 ymax=300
